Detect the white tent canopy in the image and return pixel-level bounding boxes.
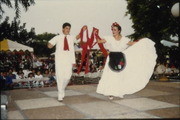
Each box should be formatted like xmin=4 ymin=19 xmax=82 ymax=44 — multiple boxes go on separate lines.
xmin=0 ymin=39 xmax=34 ymax=52
xmin=160 ymin=40 xmax=179 ymax=47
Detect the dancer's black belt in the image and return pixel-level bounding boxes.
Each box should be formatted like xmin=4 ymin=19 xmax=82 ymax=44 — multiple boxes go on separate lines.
xmin=108 ymin=52 xmax=126 ymax=72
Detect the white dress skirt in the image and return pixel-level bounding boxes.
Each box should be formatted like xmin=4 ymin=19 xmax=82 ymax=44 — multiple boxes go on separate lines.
xmin=96 ymin=38 xmax=157 ymax=98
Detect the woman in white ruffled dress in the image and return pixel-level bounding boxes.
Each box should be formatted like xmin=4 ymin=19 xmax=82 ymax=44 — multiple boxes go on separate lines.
xmin=96 ymin=22 xmax=157 ymax=99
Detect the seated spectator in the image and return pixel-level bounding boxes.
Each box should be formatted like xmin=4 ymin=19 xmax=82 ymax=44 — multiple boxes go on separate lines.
xmin=34 ymin=71 xmax=44 ymax=87
xmin=5 ymin=72 xmax=13 ymax=90
xmin=9 ymin=72 xmax=16 ymax=80
xmin=0 ymin=72 xmax=6 ymax=90
xmin=170 ymin=65 xmax=179 ymax=75
xmin=49 ymin=71 xmax=56 ymax=86
xmin=16 ymin=71 xmax=24 ymax=79
xmin=12 ymin=68 xmax=18 ymax=77
xmin=27 ymin=73 xmax=35 ymax=88
xmin=48 ymin=62 xmax=54 ymax=70
xmin=165 ymin=64 xmax=173 ymax=75
xmin=43 ymin=69 xmax=50 ymax=77
xmin=8 ymin=69 xmax=16 ymax=79
xmin=43 ymin=62 xmax=49 ymax=70
xmin=35 ymin=59 xmax=43 ymax=70
xmin=23 ymin=69 xmax=32 ymax=78
xmin=35 ymin=71 xmax=43 ymax=78
xmin=28 ymin=73 xmax=35 ymax=79
xmin=30 ymin=69 xmax=36 ymax=76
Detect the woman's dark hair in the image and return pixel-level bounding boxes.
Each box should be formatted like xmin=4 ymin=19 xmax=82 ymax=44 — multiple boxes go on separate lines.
xmin=111 ymin=22 xmax=122 ymax=33
xmin=62 ymin=22 xmax=71 ymax=29
xmin=117 ymin=25 xmax=122 ymax=32
xmin=112 ymin=25 xmax=122 ymax=34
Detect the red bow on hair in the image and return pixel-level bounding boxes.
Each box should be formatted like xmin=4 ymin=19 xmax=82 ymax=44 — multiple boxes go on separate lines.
xmin=111 ymin=22 xmax=120 ymax=30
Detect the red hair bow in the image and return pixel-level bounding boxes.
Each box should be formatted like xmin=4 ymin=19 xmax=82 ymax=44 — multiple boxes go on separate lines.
xmin=111 ymin=22 xmax=120 ymax=30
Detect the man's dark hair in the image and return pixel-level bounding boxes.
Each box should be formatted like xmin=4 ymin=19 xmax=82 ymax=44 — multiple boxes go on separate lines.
xmin=62 ymin=22 xmax=71 ymax=29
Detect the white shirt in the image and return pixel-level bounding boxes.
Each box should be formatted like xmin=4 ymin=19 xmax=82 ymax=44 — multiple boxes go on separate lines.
xmin=23 ymin=70 xmax=31 ymax=78
xmin=35 ymin=74 xmax=43 ymax=79
xmin=48 ymin=34 xmax=77 ymax=64
xmin=103 ymin=36 xmax=131 ymax=52
xmin=35 ymin=60 xmax=42 ymax=67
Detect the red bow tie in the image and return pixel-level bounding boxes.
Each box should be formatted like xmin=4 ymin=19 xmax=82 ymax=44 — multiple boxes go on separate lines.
xmin=64 ymin=36 xmax=69 ymax=51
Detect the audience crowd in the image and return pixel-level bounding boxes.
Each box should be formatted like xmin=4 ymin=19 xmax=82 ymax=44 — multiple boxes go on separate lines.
xmin=0 ymin=50 xmax=56 ymax=90
xmin=153 ymin=62 xmax=179 ymax=80
xmin=0 ymin=50 xmax=106 ymax=90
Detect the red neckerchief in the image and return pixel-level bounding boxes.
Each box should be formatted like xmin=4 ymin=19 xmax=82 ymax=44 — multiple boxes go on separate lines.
xmin=64 ymin=36 xmax=69 ymax=51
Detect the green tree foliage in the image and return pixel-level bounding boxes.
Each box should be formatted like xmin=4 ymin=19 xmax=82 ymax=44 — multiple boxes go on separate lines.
xmin=126 ymin=0 xmax=179 ymax=66
xmin=0 ymin=17 xmax=56 ymax=57
xmin=35 ymin=32 xmax=57 ymax=42
xmin=32 ymin=32 xmax=57 ymax=57
xmin=169 ymin=46 xmax=179 ymax=67
xmin=0 ymin=0 xmax=35 ymax=19
xmin=126 ymin=0 xmax=179 ymax=41
xmin=0 ymin=16 xmax=36 ymax=43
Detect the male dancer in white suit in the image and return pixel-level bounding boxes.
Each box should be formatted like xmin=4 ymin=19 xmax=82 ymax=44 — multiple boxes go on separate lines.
xmin=48 ymin=23 xmax=85 ymax=102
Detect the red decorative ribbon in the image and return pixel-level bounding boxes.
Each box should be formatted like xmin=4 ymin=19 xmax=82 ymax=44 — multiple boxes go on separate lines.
xmin=77 ymin=27 xmax=89 ymax=74
xmin=77 ymin=26 xmax=108 ymax=74
xmin=93 ymin=27 xmax=108 ymax=57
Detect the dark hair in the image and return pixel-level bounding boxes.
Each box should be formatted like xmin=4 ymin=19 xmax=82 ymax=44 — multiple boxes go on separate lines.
xmin=111 ymin=22 xmax=122 ymax=34
xmin=62 ymin=22 xmax=71 ymax=29
xmin=117 ymin=25 xmax=122 ymax=32
xmin=112 ymin=25 xmax=121 ymax=32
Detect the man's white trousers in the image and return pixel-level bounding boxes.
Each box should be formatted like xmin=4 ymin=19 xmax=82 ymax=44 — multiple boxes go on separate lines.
xmin=55 ymin=54 xmax=73 ymax=100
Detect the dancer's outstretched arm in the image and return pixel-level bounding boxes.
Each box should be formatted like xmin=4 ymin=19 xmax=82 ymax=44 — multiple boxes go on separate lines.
xmin=93 ymin=29 xmax=106 ymax=43
xmin=97 ymin=39 xmax=106 ymax=43
xmin=127 ymin=41 xmax=137 ymax=46
xmin=47 ymin=43 xmax=54 ymax=49
xmin=75 ymin=25 xmax=87 ymax=40
xmin=76 ymin=34 xmax=80 ymax=40
xmin=127 ymin=37 xmax=146 ymax=46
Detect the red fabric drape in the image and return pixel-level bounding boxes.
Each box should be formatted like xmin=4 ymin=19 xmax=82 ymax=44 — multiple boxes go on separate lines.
xmin=93 ymin=28 xmax=108 ymax=57
xmin=77 ymin=26 xmax=108 ymax=74
xmin=77 ymin=27 xmax=89 ymax=74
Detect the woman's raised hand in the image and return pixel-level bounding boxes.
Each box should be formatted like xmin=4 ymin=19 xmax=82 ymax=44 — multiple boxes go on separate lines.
xmin=93 ymin=29 xmax=98 ymax=35
xmin=82 ymin=25 xmax=87 ymax=31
